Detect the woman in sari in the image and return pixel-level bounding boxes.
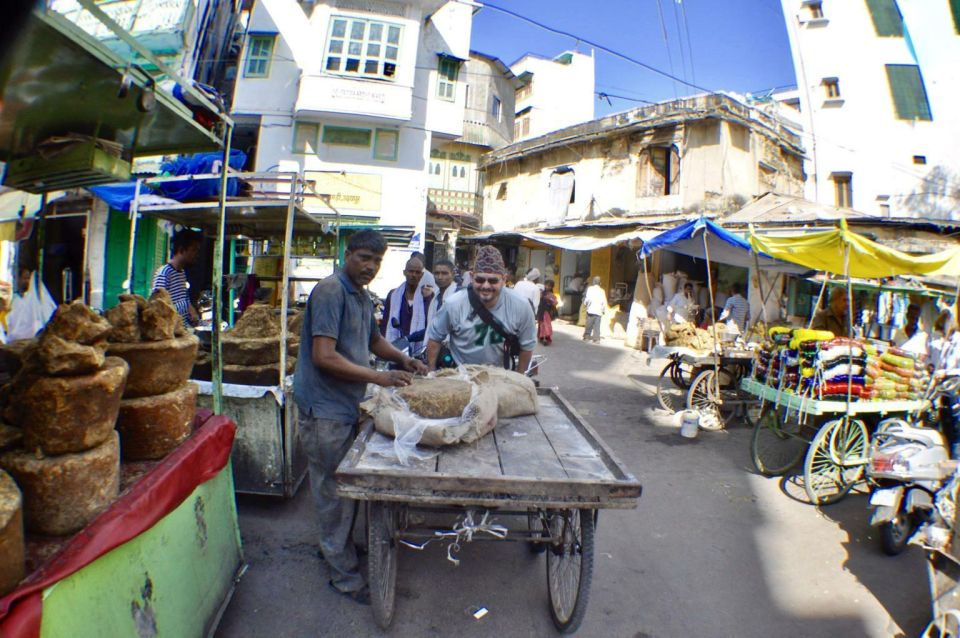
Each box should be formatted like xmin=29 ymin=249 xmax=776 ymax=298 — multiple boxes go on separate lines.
xmin=537 ymin=279 xmax=558 ymax=346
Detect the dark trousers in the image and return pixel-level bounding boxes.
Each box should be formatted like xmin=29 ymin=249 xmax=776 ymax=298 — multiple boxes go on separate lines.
xmin=583 ymin=313 xmax=602 ymax=341
xmin=298 ymin=414 xmax=365 ymax=592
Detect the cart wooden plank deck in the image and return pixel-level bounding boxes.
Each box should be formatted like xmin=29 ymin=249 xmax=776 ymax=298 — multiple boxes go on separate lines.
xmin=335 ymin=387 xmax=642 ymax=633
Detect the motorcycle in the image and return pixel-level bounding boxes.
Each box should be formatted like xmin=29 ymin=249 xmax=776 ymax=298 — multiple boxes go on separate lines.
xmin=867 ymin=376 xmax=960 ymax=555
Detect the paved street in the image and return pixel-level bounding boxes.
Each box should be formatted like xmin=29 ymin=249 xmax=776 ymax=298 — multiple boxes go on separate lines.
xmin=218 ymin=321 xmax=929 ymax=638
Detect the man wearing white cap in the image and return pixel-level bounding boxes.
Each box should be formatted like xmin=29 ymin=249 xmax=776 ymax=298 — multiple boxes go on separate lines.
xmin=513 ymin=268 xmax=542 ymax=315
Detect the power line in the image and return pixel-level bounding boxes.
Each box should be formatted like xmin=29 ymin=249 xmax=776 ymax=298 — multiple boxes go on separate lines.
xmin=670 ymin=0 xmax=689 ymax=86
xmin=655 ymin=0 xmax=679 ymax=98
xmin=679 ymin=0 xmax=697 ymax=86
xmin=478 ymin=1 xmax=713 ymax=94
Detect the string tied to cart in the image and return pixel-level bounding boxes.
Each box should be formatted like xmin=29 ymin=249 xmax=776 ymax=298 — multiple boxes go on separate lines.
xmin=399 ymin=510 xmax=508 ymax=566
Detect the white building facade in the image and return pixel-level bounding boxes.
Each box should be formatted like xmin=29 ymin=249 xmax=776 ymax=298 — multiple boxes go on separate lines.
xmin=511 ymin=50 xmax=595 ymax=142
xmin=781 ymin=0 xmax=960 ymax=220
xmin=231 ymin=0 xmax=472 ymax=295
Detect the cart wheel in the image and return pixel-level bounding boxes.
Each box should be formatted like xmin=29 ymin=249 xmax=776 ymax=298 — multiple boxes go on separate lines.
xmin=670 ymin=358 xmax=693 ymax=388
xmin=803 ymin=417 xmax=868 ymax=506
xmin=367 ymin=502 xmax=399 ymax=629
xmin=656 ymin=363 xmax=685 ymax=414
xmin=750 ymin=406 xmax=807 ymax=476
xmin=687 ymin=370 xmax=736 ymax=430
xmin=546 ymin=509 xmax=595 ymax=634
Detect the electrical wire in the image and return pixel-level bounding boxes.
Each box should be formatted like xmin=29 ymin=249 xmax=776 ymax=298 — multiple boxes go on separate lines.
xmin=655 ymin=0 xmax=679 ymax=98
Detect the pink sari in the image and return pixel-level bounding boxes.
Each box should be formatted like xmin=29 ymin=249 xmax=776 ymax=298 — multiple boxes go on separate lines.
xmin=538 ymin=292 xmax=556 ymax=344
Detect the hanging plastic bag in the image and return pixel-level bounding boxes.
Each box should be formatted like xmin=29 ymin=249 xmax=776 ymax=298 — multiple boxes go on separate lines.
xmin=6 ymin=273 xmax=57 ymax=342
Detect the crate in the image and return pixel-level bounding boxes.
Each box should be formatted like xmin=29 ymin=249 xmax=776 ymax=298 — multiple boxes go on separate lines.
xmin=4 ymin=140 xmax=131 ymax=193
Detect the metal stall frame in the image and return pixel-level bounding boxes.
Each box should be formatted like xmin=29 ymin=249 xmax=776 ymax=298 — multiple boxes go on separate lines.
xmin=129 ymin=172 xmax=339 ymax=496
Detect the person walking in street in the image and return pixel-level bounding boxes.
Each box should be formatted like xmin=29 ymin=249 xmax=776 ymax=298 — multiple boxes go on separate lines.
xmin=152 ymin=229 xmax=202 ymax=327
xmin=582 ymin=276 xmax=607 ymax=343
xmin=717 ymin=282 xmax=749 ymax=333
xmin=537 ymin=279 xmax=558 ymax=346
xmin=294 ymin=230 xmax=428 ymax=605
xmin=425 ymin=245 xmax=536 ymax=371
xmin=514 ymin=268 xmax=542 ymax=316
xmin=380 ymin=255 xmax=430 ymax=356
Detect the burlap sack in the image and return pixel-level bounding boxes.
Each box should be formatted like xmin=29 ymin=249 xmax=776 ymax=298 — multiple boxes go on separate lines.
xmin=364 ymin=381 xmax=498 ymax=448
xmin=437 ymin=365 xmax=539 ymax=418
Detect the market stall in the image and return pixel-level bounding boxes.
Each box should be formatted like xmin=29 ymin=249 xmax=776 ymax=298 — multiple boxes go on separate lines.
xmin=637 ymin=217 xmax=810 ymax=430
xmin=130 ymin=172 xmax=337 ymax=496
xmin=744 ymin=221 xmax=960 ymax=505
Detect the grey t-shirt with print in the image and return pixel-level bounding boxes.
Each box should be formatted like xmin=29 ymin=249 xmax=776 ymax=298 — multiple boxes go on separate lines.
xmin=427 ymin=287 xmax=537 ymax=367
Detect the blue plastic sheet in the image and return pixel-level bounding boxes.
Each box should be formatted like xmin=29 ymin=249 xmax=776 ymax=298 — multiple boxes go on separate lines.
xmin=157 ymin=150 xmax=247 ymax=201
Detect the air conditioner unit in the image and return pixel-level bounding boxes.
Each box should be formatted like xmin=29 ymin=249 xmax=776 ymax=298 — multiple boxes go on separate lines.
xmin=3 ymin=140 xmax=131 ymax=193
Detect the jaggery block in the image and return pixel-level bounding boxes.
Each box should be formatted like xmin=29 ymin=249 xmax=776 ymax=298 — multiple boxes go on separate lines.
xmin=116 ymin=383 xmax=197 ymax=461
xmin=396 ymin=378 xmax=474 ymax=418
xmin=0 ymin=470 xmax=24 ymax=596
xmin=36 ymin=333 xmax=107 ymax=376
xmin=44 ymin=300 xmax=111 ymax=345
xmin=14 ymin=357 xmax=128 ymax=455
xmin=104 ymin=300 xmax=141 ymax=343
xmin=0 ymin=432 xmax=120 ymax=536
xmin=221 ymin=336 xmax=281 ymax=365
xmin=107 ymin=334 xmax=198 ymax=398
xmin=140 ymin=289 xmax=181 ymax=341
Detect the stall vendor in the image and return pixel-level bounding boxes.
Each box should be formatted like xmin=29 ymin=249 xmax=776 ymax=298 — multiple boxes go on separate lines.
xmin=812 ymin=288 xmax=851 ymax=336
xmin=294 ymin=229 xmax=427 ymax=605
xmin=152 ymin=230 xmax=202 ymax=327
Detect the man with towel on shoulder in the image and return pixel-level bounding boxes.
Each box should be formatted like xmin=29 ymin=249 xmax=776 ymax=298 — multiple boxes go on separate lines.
xmin=380 ymin=255 xmax=431 ymax=357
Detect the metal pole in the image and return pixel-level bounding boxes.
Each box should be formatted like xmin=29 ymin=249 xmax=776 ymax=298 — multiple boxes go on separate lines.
xmin=753 ymin=252 xmax=768 ymax=328
xmin=211 ymin=122 xmax=234 ymax=415
xmin=845 ymin=243 xmax=854 ymax=409
xmin=278 ymin=173 xmax=296 ymax=388
xmin=125 ymin=179 xmax=142 ymax=294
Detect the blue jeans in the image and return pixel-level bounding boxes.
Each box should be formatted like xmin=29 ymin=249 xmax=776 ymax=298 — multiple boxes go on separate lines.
xmin=298 ymin=414 xmax=365 ymax=592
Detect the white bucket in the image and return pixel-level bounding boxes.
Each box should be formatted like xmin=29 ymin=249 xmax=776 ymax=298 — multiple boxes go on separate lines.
xmin=679 ymin=410 xmax=699 ymax=438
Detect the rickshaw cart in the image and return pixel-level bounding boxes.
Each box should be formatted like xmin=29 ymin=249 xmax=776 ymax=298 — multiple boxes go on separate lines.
xmin=336 ymin=388 xmax=642 ymax=634
xmin=743 ymin=378 xmax=923 ymax=505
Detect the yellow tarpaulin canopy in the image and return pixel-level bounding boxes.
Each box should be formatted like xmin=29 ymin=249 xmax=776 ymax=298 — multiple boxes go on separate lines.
xmin=748 ymin=220 xmax=960 ymax=279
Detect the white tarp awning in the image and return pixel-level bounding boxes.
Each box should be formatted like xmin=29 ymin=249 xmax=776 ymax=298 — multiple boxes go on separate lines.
xmin=467 ymin=227 xmax=662 ymax=251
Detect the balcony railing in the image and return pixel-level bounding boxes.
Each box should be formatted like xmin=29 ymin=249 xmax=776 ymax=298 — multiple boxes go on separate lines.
xmin=428 ymin=188 xmax=482 ymax=225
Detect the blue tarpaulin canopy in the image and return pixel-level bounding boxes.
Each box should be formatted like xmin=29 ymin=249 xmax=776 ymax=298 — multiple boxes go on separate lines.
xmin=637 ymin=217 xmax=810 ymax=274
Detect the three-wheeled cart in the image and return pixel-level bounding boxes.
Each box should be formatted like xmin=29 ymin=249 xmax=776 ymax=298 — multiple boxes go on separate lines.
xmin=336 ymin=388 xmax=642 ymax=634
xmin=743 ymin=378 xmax=923 ymax=505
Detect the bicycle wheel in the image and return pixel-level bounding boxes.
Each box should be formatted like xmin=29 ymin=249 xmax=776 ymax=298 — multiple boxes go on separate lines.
xmin=687 ymin=369 xmax=737 ymax=430
xmin=671 ymin=359 xmax=694 ymax=388
xmin=546 ymin=509 xmax=595 ymax=634
xmin=656 ymin=362 xmax=685 ymax=413
xmin=750 ymin=406 xmax=807 ymax=476
xmin=803 ymin=417 xmax=869 ymax=505
xmin=367 ymin=502 xmax=399 ymax=629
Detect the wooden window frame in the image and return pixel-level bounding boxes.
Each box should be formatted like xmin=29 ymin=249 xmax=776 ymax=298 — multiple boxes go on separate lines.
xmin=244 ymin=34 xmax=276 ymax=78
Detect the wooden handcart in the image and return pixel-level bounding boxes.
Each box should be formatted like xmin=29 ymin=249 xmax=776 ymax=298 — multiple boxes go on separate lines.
xmin=743 ymin=378 xmax=923 ymax=505
xmin=336 ymin=388 xmax=642 ymax=634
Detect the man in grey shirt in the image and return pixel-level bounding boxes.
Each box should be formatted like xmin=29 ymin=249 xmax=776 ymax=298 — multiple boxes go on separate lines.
xmin=294 ymin=229 xmax=427 ymax=605
xmin=425 ymin=245 xmax=536 ymax=371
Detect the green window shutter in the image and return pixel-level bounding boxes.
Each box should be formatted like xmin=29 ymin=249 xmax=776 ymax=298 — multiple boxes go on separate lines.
xmin=244 ymin=35 xmax=275 ymax=77
xmin=885 ymin=64 xmax=933 ymax=121
xmin=951 ymin=0 xmax=960 ymax=34
xmin=865 ymin=0 xmax=903 ymax=36
xmin=322 ymin=126 xmax=372 ymax=146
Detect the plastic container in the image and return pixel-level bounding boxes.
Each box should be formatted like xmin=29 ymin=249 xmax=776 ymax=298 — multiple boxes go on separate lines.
xmin=679 ymin=410 xmax=699 ymax=438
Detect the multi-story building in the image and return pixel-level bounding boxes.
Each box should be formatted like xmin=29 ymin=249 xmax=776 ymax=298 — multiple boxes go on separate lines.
xmin=780 ymin=0 xmax=960 ymax=220
xmin=231 ymin=0 xmax=472 ymax=295
xmin=426 ymin=51 xmax=517 ymax=263
xmin=511 ymin=50 xmax=595 ymax=143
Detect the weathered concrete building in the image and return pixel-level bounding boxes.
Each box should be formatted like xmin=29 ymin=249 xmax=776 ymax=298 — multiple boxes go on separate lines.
xmin=480 ymin=93 xmax=806 ymax=234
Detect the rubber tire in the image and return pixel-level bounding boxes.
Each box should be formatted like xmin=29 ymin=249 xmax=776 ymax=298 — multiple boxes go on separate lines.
xmin=750 ymin=406 xmax=807 ymax=476
xmin=367 ymin=502 xmax=398 ymax=629
xmin=880 ymin=510 xmax=914 ymax=556
xmin=547 ymin=509 xmax=595 ymax=634
xmin=803 ymin=418 xmax=868 ymax=506
xmin=687 ymin=369 xmax=737 ymax=430
xmin=528 ymin=511 xmax=546 ymax=555
xmin=656 ymin=363 xmax=684 ymax=414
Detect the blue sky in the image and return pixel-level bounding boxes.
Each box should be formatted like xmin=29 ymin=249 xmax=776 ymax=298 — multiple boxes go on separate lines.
xmin=470 ymin=0 xmax=798 ymax=117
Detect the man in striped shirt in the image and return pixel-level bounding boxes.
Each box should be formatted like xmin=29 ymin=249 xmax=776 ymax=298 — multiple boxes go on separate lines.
xmin=153 ymin=230 xmax=202 ymax=327
xmin=718 ymin=282 xmax=749 ymax=332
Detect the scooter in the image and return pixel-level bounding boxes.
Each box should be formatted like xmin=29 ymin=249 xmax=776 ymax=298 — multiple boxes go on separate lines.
xmin=867 ymin=376 xmax=960 ymax=555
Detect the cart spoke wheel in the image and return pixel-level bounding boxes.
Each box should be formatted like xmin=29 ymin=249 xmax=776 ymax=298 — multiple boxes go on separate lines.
xmin=546 ymin=509 xmax=595 ymax=634
xmin=687 ymin=370 xmax=736 ymax=430
xmin=803 ymin=418 xmax=868 ymax=505
xmin=671 ymin=360 xmax=693 ymax=388
xmin=656 ymin=363 xmax=685 ymax=413
xmin=367 ymin=502 xmax=398 ymax=629
xmin=750 ymin=406 xmax=806 ymax=476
